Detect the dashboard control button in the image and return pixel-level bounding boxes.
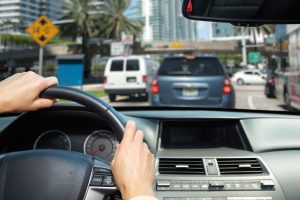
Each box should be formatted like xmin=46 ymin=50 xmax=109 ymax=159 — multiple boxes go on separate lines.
xmin=94 ymin=167 xmax=110 ymax=174
xmin=224 ymin=182 xmax=234 ymax=190
xmin=232 ymin=183 xmax=242 ymax=190
xmin=250 ymin=182 xmax=261 ymax=190
xmin=261 ymin=180 xmax=274 ymax=190
xmin=209 ymin=181 xmax=224 ymax=191
xmin=199 ymin=182 xmax=209 ymax=191
xmin=181 ymin=183 xmax=191 ymax=190
xmin=171 ymin=182 xmax=182 ymax=190
xmin=90 ymin=177 xmax=103 ymax=186
xmin=157 ymin=181 xmax=171 ymax=187
xmin=157 ymin=187 xmax=170 ymax=191
xmin=102 ymin=175 xmax=115 ymax=186
xmin=190 ymin=181 xmax=201 ymax=190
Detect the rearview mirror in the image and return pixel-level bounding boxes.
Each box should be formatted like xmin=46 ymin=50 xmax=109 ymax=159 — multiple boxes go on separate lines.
xmin=182 ymin=0 xmax=300 ymax=26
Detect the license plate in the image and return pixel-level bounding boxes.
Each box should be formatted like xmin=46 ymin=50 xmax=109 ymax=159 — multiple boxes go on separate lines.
xmin=182 ymin=88 xmax=198 ymax=97
xmin=127 ymin=77 xmax=136 ymax=83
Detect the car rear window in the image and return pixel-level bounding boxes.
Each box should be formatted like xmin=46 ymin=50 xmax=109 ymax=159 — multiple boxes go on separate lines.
xmin=126 ymin=59 xmax=140 ymax=71
xmin=110 ymin=60 xmax=124 ymax=71
xmin=158 ymin=57 xmax=225 ymax=76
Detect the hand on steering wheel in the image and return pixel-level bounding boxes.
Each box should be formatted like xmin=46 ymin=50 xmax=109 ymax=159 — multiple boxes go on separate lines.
xmin=0 ymin=72 xmax=58 ymax=113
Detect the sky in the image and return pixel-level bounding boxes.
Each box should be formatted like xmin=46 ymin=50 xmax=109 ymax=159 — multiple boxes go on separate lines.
xmin=198 ymin=22 xmax=211 ymax=40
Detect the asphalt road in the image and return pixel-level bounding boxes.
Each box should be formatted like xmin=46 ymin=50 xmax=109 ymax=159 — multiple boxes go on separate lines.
xmin=234 ymin=84 xmax=285 ymax=111
xmin=102 ymin=84 xmax=286 ymax=111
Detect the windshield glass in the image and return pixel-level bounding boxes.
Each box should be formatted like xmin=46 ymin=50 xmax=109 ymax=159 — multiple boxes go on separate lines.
xmin=0 ymin=0 xmax=295 ymax=112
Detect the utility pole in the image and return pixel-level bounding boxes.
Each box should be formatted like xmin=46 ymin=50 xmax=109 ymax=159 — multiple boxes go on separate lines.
xmin=242 ymin=27 xmax=247 ymax=68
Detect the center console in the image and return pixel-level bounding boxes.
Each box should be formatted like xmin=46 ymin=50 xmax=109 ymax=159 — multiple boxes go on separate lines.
xmin=155 ymin=120 xmax=286 ymax=200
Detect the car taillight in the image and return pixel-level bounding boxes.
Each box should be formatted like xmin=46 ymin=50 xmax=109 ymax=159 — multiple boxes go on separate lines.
xmin=103 ymin=76 xmax=107 ymax=84
xmin=223 ymin=78 xmax=232 ymax=95
xmin=151 ymin=77 xmax=159 ymax=94
xmin=268 ymin=78 xmax=275 ymax=84
xmin=142 ymin=75 xmax=147 ymax=83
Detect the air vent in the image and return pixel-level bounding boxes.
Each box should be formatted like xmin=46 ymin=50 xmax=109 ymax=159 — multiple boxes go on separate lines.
xmin=159 ymin=158 xmax=205 ymax=175
xmin=217 ymin=158 xmax=263 ymax=175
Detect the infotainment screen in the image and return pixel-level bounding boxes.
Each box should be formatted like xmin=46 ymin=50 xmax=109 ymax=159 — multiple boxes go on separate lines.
xmin=161 ymin=120 xmax=245 ymax=149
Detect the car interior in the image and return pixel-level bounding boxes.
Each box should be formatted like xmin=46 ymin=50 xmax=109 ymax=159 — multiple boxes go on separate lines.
xmin=1 ymin=1 xmax=300 ymax=200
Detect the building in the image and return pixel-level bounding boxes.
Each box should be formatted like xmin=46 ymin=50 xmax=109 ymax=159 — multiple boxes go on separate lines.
xmin=212 ymin=22 xmax=250 ymax=41
xmin=137 ymin=0 xmax=198 ymax=42
xmin=0 ymin=0 xmax=66 ymax=32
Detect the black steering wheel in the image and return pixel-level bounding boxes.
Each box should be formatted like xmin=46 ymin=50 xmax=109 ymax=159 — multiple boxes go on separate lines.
xmin=0 ymin=86 xmax=126 ymax=200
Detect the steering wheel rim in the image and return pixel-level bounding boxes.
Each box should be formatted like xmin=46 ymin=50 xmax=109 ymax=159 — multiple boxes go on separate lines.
xmin=0 ymin=86 xmax=126 ymax=200
xmin=40 ymin=86 xmax=126 ymax=141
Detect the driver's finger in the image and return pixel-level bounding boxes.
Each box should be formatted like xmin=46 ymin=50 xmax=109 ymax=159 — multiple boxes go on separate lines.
xmin=38 ymin=76 xmax=59 ymax=91
xmin=122 ymin=121 xmax=136 ymax=143
xmin=30 ymin=98 xmax=57 ymax=110
xmin=134 ymin=130 xmax=144 ymax=143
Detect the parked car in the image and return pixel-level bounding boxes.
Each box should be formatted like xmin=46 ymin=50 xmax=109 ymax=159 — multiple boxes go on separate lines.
xmin=231 ymin=70 xmax=266 ymax=85
xmin=151 ymin=55 xmax=235 ymax=108
xmin=104 ymin=56 xmax=159 ymax=102
xmin=265 ymin=69 xmax=276 ymax=98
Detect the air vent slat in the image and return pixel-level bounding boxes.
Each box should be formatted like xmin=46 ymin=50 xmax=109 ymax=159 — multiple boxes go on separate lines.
xmin=217 ymin=158 xmax=263 ymax=175
xmin=159 ymin=158 xmax=205 ymax=175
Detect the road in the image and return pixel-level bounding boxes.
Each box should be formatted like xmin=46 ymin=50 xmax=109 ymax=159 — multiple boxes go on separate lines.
xmin=101 ymin=84 xmax=286 ymax=111
xmin=234 ymin=84 xmax=285 ymax=111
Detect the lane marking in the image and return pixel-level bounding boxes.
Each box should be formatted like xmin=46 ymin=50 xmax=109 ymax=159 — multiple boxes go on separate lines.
xmin=247 ymin=96 xmax=256 ymax=110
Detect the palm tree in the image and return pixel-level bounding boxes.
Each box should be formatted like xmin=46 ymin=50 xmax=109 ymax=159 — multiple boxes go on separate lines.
xmin=60 ymin=0 xmax=104 ymax=78
xmin=98 ymin=0 xmax=143 ymax=41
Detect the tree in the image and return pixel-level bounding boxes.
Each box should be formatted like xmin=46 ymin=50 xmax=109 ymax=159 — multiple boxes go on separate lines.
xmin=98 ymin=0 xmax=143 ymax=41
xmin=60 ymin=0 xmax=104 ymax=78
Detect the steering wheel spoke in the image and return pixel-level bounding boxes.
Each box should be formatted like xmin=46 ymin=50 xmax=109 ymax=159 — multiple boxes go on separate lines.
xmin=84 ymin=159 xmax=118 ymax=200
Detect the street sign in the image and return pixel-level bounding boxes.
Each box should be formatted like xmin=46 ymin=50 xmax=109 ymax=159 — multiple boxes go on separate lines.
xmin=248 ymin=52 xmax=262 ymax=64
xmin=123 ymin=35 xmax=134 ymax=45
xmin=26 ymin=15 xmax=59 ymax=47
xmin=170 ymin=42 xmax=185 ymax=48
xmin=111 ymin=42 xmax=125 ymax=56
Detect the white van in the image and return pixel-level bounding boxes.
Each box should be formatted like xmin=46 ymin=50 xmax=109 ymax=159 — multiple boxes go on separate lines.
xmin=104 ymin=56 xmax=159 ymax=102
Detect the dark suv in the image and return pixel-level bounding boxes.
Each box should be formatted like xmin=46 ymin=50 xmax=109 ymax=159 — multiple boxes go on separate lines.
xmin=151 ymin=55 xmax=235 ymax=108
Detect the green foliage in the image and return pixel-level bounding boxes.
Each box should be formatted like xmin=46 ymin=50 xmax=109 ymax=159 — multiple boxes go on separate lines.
xmin=218 ymin=53 xmax=242 ymax=66
xmin=0 ymin=34 xmax=35 ymax=45
xmin=98 ymin=0 xmax=144 ymax=41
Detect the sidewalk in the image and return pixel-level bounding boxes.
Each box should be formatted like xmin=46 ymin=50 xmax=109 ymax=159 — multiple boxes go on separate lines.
xmin=72 ymin=84 xmax=104 ymax=91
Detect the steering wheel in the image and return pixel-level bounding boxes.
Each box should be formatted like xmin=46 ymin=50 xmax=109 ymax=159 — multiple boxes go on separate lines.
xmin=0 ymin=86 xmax=126 ymax=200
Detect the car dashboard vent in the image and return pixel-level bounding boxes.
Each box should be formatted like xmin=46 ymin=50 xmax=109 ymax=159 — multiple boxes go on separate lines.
xmin=217 ymin=158 xmax=263 ymax=175
xmin=159 ymin=158 xmax=205 ymax=175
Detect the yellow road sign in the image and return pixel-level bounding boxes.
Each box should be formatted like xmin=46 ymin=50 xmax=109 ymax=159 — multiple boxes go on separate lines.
xmin=26 ymin=15 xmax=59 ymax=47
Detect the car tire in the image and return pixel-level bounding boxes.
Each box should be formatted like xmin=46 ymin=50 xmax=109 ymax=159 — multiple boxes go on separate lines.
xmin=265 ymin=86 xmax=273 ymax=98
xmin=109 ymin=94 xmax=116 ymax=102
xmin=237 ymin=78 xmax=245 ymax=85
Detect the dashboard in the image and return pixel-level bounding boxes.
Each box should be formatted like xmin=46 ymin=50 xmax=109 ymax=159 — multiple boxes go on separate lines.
xmin=1 ymin=106 xmax=300 ymax=200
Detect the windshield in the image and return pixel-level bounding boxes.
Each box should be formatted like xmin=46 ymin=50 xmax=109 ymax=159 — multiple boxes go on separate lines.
xmin=158 ymin=58 xmax=224 ymax=76
xmin=0 ymin=0 xmax=295 ymax=112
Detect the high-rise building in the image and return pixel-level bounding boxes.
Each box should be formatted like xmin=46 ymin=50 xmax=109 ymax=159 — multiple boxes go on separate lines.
xmin=0 ymin=0 xmax=66 ymax=32
xmin=137 ymin=0 xmax=198 ymax=42
xmin=212 ymin=22 xmax=250 ymax=40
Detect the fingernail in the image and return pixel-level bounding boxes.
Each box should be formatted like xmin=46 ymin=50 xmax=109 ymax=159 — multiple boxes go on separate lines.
xmin=126 ymin=120 xmax=135 ymax=127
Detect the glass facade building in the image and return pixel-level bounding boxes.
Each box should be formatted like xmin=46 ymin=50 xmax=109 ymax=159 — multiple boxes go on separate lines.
xmin=0 ymin=0 xmax=66 ymax=31
xmin=137 ymin=0 xmax=198 ymax=42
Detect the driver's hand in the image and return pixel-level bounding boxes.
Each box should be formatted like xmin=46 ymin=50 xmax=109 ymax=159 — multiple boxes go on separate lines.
xmin=111 ymin=121 xmax=155 ymax=200
xmin=0 ymin=72 xmax=58 ymax=113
